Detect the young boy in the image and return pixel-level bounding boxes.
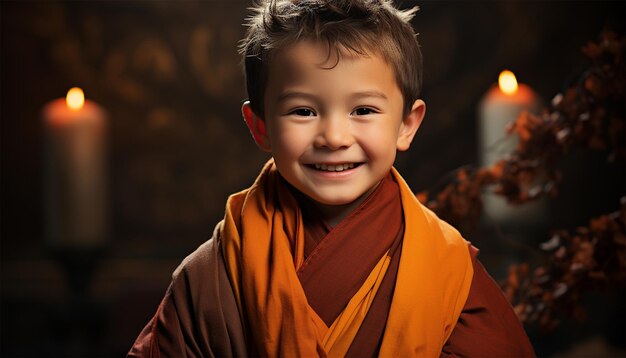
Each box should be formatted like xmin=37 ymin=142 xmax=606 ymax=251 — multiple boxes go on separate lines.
xmin=129 ymin=0 xmax=535 ymax=356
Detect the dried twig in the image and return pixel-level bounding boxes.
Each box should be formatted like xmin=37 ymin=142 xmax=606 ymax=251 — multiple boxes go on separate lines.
xmin=418 ymin=31 xmax=625 ymax=329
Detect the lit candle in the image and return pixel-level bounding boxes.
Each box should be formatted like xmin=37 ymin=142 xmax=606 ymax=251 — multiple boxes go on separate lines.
xmin=478 ymin=71 xmax=546 ymax=226
xmin=43 ymin=87 xmax=108 ymax=248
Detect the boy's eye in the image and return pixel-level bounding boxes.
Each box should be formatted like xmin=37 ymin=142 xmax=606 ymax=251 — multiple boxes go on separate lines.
xmin=352 ymin=107 xmax=377 ymax=116
xmin=290 ymin=108 xmax=316 ymax=116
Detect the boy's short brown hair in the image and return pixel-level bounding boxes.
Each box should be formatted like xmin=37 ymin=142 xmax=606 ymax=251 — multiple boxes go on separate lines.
xmin=240 ymin=0 xmax=422 ymax=117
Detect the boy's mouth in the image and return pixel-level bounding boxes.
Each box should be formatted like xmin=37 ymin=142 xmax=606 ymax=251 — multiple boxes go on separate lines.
xmin=305 ymin=163 xmax=363 ymax=172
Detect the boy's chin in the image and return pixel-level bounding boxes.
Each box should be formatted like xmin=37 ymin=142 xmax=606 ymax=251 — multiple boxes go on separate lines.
xmin=309 ymin=196 xmax=360 ymax=207
xmin=300 ymin=186 xmax=376 ymax=208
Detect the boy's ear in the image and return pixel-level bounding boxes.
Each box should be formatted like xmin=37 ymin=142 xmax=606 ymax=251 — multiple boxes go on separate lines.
xmin=242 ymin=101 xmax=272 ymax=152
xmin=396 ymin=99 xmax=426 ymax=151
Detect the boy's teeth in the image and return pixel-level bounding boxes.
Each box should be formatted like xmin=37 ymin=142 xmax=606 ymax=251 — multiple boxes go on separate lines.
xmin=313 ymin=163 xmax=355 ymax=172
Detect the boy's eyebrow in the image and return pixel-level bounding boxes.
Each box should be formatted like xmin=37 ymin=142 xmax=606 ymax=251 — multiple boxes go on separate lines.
xmin=351 ymin=91 xmax=388 ymax=100
xmin=276 ymin=91 xmax=318 ymax=102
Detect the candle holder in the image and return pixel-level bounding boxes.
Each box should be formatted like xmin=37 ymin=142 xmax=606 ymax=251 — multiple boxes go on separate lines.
xmin=47 ymin=243 xmax=108 ymax=355
xmin=49 ymin=244 xmax=107 ymax=296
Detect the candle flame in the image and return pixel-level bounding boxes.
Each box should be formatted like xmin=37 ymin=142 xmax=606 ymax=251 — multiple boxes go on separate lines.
xmin=66 ymin=87 xmax=85 ymax=110
xmin=498 ymin=70 xmax=518 ymax=95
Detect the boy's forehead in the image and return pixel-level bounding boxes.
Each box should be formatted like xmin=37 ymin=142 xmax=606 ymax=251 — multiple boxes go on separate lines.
xmin=269 ymin=40 xmax=375 ymax=73
xmin=264 ymin=40 xmax=402 ymax=107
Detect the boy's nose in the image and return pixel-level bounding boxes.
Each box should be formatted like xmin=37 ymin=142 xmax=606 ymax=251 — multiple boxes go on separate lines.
xmin=314 ymin=115 xmax=355 ymax=150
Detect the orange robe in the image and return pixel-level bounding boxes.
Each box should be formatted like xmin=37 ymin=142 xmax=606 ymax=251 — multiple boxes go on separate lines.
xmin=129 ymin=164 xmax=534 ymax=357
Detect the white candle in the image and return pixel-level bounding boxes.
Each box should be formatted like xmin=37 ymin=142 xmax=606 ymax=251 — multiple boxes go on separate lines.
xmin=43 ymin=88 xmax=108 ymax=248
xmin=478 ymin=71 xmax=547 ymax=226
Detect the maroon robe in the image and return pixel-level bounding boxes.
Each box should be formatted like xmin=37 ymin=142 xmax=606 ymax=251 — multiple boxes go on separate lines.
xmin=129 ymin=174 xmax=535 ymax=357
xmin=294 ymin=174 xmax=535 ymax=357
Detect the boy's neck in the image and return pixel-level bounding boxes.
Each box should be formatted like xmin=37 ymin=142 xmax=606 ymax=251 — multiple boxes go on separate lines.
xmin=291 ymin=180 xmax=383 ymax=228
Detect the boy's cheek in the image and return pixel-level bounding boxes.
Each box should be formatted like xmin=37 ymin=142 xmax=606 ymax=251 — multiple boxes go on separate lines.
xmin=268 ymin=132 xmax=303 ymax=157
xmin=271 ymin=123 xmax=309 ymax=144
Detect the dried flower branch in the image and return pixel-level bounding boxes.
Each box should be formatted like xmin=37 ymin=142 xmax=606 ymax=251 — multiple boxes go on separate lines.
xmin=418 ymin=31 xmax=625 ymax=329
xmin=503 ymin=197 xmax=626 ymax=330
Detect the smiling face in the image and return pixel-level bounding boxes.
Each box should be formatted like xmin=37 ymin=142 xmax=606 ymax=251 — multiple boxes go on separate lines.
xmin=243 ymin=40 xmax=425 ymax=210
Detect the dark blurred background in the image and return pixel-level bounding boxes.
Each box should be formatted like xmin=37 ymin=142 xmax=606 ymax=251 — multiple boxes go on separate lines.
xmin=1 ymin=1 xmax=624 ymax=356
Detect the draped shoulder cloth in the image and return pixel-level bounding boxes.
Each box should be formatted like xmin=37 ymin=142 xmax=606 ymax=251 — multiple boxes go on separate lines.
xmin=129 ymin=161 xmax=474 ymax=357
xmin=220 ymin=161 xmax=473 ymax=357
